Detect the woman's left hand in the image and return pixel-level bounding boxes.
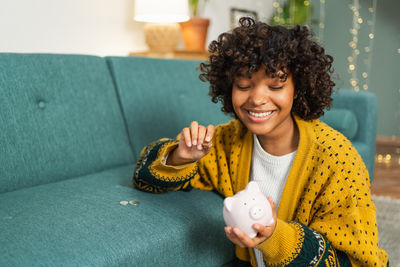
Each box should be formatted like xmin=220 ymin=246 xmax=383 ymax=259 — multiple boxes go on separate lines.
xmin=224 ymin=197 xmax=277 ymax=248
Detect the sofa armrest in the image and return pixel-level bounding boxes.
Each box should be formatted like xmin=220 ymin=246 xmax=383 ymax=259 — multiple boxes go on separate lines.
xmin=325 ymin=89 xmax=378 ymax=180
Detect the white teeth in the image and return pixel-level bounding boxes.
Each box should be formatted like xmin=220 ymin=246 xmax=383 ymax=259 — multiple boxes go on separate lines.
xmin=248 ymin=111 xmax=273 ymax=117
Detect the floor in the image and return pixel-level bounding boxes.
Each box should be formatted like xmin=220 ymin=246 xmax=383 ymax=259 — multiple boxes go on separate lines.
xmin=371 ymin=159 xmax=400 ymax=199
xmin=370 ymin=137 xmax=400 ymax=199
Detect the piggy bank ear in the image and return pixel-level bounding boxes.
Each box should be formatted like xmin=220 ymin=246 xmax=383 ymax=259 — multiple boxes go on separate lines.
xmin=224 ymin=197 xmax=234 ymax=212
xmin=246 ymin=181 xmax=260 ymax=193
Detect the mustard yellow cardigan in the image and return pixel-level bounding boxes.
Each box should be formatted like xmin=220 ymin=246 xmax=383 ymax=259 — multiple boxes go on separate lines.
xmin=133 ymin=116 xmax=389 ymax=266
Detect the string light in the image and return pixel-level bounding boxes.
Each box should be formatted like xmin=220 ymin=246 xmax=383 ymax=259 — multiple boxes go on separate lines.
xmin=319 ymin=0 xmax=326 ymax=44
xmin=348 ymin=0 xmax=360 ymax=91
xmin=363 ymin=0 xmax=377 ymax=91
xmin=376 ymin=153 xmax=400 ymax=166
xmin=348 ymin=0 xmax=377 ymax=92
xmin=271 ymin=0 xmax=314 ymax=29
xmin=290 ymin=0 xmax=295 ymax=26
xmin=272 ymin=0 xmax=283 ymax=24
xmin=398 ymin=88 xmax=400 ymax=135
xmin=305 ymin=0 xmax=312 ymax=30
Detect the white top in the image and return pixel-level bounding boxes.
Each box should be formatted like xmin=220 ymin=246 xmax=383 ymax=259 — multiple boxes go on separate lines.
xmin=250 ymin=134 xmax=296 ymax=267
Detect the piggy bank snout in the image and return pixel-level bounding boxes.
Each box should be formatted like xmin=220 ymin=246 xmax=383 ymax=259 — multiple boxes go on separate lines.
xmin=249 ymin=205 xmax=265 ymax=220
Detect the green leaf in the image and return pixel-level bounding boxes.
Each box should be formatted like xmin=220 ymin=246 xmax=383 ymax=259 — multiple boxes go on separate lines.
xmin=269 ymin=0 xmax=315 ymax=27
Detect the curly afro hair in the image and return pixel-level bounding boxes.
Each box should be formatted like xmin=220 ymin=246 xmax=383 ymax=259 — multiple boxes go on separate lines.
xmin=199 ymin=17 xmax=335 ymax=121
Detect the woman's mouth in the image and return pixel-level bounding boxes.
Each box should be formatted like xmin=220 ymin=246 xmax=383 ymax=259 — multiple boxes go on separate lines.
xmin=246 ymin=110 xmax=275 ymax=122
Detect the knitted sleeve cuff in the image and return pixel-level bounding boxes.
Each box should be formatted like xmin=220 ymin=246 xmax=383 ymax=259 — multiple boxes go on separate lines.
xmin=256 ymin=220 xmax=352 ymax=266
xmin=133 ymin=139 xmax=197 ymax=193
xmin=256 ymin=219 xmax=303 ymax=265
xmin=158 ymin=142 xmax=198 ymax=170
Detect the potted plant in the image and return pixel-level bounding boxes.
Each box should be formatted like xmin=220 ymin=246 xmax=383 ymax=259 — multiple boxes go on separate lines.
xmin=269 ymin=0 xmax=317 ymax=27
xmin=180 ymin=0 xmax=210 ymax=51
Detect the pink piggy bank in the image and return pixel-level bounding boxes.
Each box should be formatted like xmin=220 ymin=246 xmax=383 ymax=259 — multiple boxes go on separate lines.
xmin=223 ymin=181 xmax=274 ymax=238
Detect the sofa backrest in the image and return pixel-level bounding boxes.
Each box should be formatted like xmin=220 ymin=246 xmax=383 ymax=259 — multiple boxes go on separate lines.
xmin=320 ymin=90 xmax=377 ymax=179
xmin=0 ymin=54 xmax=134 ymax=193
xmin=106 ymin=57 xmax=231 ymax=162
xmin=0 ymin=54 xmax=376 ymax=193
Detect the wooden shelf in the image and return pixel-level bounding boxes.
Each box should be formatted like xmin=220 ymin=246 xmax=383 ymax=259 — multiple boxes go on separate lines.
xmin=376 ymin=136 xmax=400 ymax=156
xmin=129 ymin=50 xmax=209 ymax=61
xmin=372 ymin=136 xmax=400 ymax=199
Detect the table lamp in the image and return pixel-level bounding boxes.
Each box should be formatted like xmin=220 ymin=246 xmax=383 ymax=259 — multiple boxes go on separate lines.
xmin=134 ymin=0 xmax=189 ymax=53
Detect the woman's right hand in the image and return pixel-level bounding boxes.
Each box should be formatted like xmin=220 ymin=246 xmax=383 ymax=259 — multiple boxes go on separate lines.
xmin=167 ymin=121 xmax=215 ymax=166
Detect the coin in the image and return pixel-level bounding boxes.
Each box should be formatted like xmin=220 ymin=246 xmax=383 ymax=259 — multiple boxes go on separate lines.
xmin=202 ymin=141 xmax=212 ymax=148
xmin=129 ymin=200 xmax=140 ymax=206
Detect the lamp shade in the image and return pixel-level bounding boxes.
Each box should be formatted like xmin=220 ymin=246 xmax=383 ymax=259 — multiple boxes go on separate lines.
xmin=134 ymin=0 xmax=190 ymax=23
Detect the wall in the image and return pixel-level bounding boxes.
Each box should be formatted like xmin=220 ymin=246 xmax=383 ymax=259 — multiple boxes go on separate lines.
xmin=203 ymin=0 xmax=274 ymax=45
xmin=0 ymin=0 xmax=146 ymax=56
xmin=0 ymin=0 xmax=273 ymax=56
xmin=312 ymin=0 xmax=400 ymax=137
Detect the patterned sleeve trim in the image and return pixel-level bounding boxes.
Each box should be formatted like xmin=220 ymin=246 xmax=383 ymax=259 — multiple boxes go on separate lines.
xmin=257 ymin=220 xmax=352 ymax=267
xmin=133 ymin=138 xmax=198 ymax=193
xmin=256 ymin=220 xmax=305 ymax=266
xmin=285 ymin=223 xmax=352 ymax=267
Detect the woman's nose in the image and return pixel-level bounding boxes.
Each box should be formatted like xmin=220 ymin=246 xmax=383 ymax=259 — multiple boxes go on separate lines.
xmin=249 ymin=86 xmax=268 ymax=106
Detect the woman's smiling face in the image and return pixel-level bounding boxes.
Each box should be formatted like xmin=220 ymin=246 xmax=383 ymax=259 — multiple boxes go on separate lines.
xmin=232 ymin=65 xmax=296 ymax=140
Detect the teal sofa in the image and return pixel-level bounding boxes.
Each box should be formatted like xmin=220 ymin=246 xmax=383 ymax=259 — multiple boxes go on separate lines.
xmin=0 ymin=53 xmax=377 ymax=266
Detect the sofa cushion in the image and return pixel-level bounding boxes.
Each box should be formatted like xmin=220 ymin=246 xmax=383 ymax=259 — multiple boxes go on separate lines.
xmin=0 ymin=165 xmax=234 ymax=266
xmin=106 ymin=57 xmax=231 ymax=162
xmin=0 ymin=53 xmax=134 ymax=193
xmin=320 ymin=108 xmax=358 ymax=140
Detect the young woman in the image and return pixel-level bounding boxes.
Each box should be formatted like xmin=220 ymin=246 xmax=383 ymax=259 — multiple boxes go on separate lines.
xmin=133 ymin=17 xmax=389 ymax=267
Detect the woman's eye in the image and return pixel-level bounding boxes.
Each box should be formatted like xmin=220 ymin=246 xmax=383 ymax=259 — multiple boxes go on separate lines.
xmin=236 ymin=85 xmax=250 ymax=90
xmin=270 ymin=86 xmax=283 ymax=90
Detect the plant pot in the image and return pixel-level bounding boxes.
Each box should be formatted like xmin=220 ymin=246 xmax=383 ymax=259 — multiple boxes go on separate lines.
xmin=180 ymin=17 xmax=210 ymax=52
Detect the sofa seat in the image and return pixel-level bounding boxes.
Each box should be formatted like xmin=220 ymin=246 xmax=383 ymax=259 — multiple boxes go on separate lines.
xmin=0 ymin=165 xmax=234 ymax=266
